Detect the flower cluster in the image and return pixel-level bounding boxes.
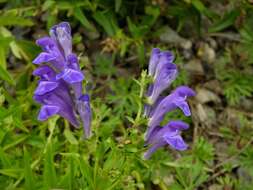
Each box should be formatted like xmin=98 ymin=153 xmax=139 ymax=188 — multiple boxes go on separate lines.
xmin=33 ymin=22 xmax=91 ymax=138
xmin=144 ymin=48 xmax=195 ymax=159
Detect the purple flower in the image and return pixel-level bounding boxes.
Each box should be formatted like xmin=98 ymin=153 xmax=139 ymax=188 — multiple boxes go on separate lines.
xmin=146 ymin=86 xmax=195 ymax=140
xmin=78 ymin=95 xmax=92 ymax=138
xmin=147 ymin=51 xmax=177 ymax=104
xmin=33 ymin=22 xmax=92 ymax=138
xmin=148 ymin=48 xmax=160 ymax=77
xmin=144 ymin=120 xmax=189 ymax=159
xmin=144 ymin=48 xmax=195 ymax=158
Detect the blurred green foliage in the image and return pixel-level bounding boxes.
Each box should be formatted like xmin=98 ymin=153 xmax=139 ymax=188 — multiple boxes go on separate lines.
xmin=0 ymin=0 xmax=253 ymax=189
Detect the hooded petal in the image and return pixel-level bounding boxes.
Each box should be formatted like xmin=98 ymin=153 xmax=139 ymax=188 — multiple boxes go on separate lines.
xmin=56 ymin=68 xmax=84 ymax=83
xmin=174 ymin=98 xmax=191 ymax=116
xmin=166 ymin=120 xmax=189 ymax=130
xmin=36 ymin=37 xmax=56 ymax=52
xmin=173 ymin=86 xmax=196 ymax=97
xmin=50 ymin=22 xmax=72 ymax=57
xmin=163 ymin=134 xmax=188 ymax=151
xmin=38 ymin=105 xmax=60 ymax=120
xmin=144 ymin=120 xmax=189 ymax=159
xmin=33 ymin=52 xmax=57 ymax=64
xmin=67 ymin=53 xmax=80 ymax=70
xmin=35 ymin=91 xmax=79 ymax=127
xmin=148 ymin=48 xmax=160 ymax=77
xmin=148 ymin=86 xmax=195 ymax=136
xmin=33 ymin=65 xmax=56 ymax=80
xmin=153 ymin=51 xmax=174 ymax=80
xmin=78 ymin=94 xmax=92 ymax=138
xmin=148 ymin=63 xmax=177 ymax=104
xmin=34 ymin=81 xmax=58 ymax=95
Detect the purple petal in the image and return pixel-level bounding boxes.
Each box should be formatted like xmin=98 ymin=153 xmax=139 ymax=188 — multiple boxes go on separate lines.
xmin=33 ymin=52 xmax=57 ymax=64
xmin=174 ymin=98 xmax=191 ymax=116
xmin=67 ymin=53 xmax=80 ymax=70
xmin=50 ymin=22 xmax=71 ymax=38
xmin=144 ymin=120 xmax=189 ymax=158
xmin=77 ymin=94 xmax=92 ymax=138
xmin=166 ymin=120 xmax=189 ymax=130
xmin=148 ymin=87 xmax=194 ymax=130
xmin=36 ymin=37 xmax=56 ymax=52
xmin=163 ymin=134 xmax=188 ymax=151
xmin=153 ymin=51 xmax=174 ymax=80
xmin=143 ymin=141 xmax=166 ymax=159
xmin=145 ymin=125 xmax=161 ymax=144
xmin=56 ymin=68 xmax=84 ymax=83
xmin=35 ymin=91 xmax=79 ymax=127
xmin=148 ymin=48 xmax=160 ymax=76
xmin=33 ymin=65 xmax=56 ymax=80
xmin=50 ymin=22 xmax=72 ymax=57
xmin=38 ymin=105 xmax=60 ymax=120
xmin=173 ymin=86 xmax=196 ymax=97
xmin=148 ymin=63 xmax=177 ymax=104
xmin=34 ymin=81 xmax=58 ymax=95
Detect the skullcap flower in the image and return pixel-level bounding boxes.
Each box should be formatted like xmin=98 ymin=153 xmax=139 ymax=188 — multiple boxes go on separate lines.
xmin=33 ymin=22 xmax=92 ymax=138
xmin=144 ymin=48 xmax=195 ymax=158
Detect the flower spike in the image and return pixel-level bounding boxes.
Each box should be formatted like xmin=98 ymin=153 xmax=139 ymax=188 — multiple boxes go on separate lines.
xmin=143 ymin=48 xmax=195 ymax=158
xmin=33 ymin=22 xmax=92 ymax=138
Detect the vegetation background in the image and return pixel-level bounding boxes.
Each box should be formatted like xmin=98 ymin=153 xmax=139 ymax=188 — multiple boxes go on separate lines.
xmin=0 ymin=0 xmax=253 ymax=189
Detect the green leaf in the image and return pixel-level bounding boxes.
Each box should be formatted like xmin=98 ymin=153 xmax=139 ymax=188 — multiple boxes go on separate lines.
xmin=59 ymin=156 xmax=75 ymax=189
xmin=3 ymin=134 xmax=28 ymax=151
xmin=0 ymin=65 xmax=15 ymax=85
xmin=208 ymin=10 xmax=240 ymax=33
xmin=43 ymin=142 xmax=57 ymax=189
xmin=127 ymin=17 xmax=148 ymax=39
xmin=64 ymin=128 xmax=78 ymax=145
xmin=93 ymin=11 xmax=118 ymax=36
xmin=79 ymin=157 xmax=94 ymax=189
xmin=191 ymin=0 xmax=217 ymax=20
xmin=0 ymin=36 xmax=12 ymax=69
xmin=191 ymin=0 xmax=206 ymax=13
xmin=0 ymin=16 xmax=33 ymax=26
xmin=0 ymin=169 xmax=22 ymax=179
xmin=0 ymin=47 xmax=7 ymax=69
xmin=137 ymin=42 xmax=145 ymax=67
xmin=24 ymin=148 xmax=35 ymax=190
xmin=115 ymin=0 xmax=122 ymax=12
xmin=15 ymin=40 xmax=41 ymax=61
xmin=0 ymin=148 xmax=11 ymax=168
xmin=73 ymin=7 xmax=96 ymax=32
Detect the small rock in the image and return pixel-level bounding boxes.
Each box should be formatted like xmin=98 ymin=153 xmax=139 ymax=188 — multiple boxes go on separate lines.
xmin=240 ymin=98 xmax=253 ymax=112
xmin=196 ymin=104 xmax=216 ymax=125
xmin=180 ymin=40 xmax=192 ymax=50
xmin=196 ymin=103 xmax=208 ymax=123
xmin=208 ymin=184 xmax=223 ymax=190
xmin=159 ymin=26 xmax=189 ymax=46
xmin=203 ymin=80 xmax=223 ymax=95
xmin=185 ymin=59 xmax=204 ymax=76
xmin=196 ymin=88 xmax=221 ymax=104
xmin=207 ymin=37 xmax=218 ymax=50
xmin=237 ymin=167 xmax=253 ymax=183
xmin=182 ymin=49 xmax=193 ymax=59
xmin=197 ymin=42 xmax=216 ymax=63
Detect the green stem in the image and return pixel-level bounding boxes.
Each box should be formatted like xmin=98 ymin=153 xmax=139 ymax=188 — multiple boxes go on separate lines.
xmin=134 ymin=71 xmax=147 ymax=126
xmin=93 ymin=120 xmax=100 ymax=188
